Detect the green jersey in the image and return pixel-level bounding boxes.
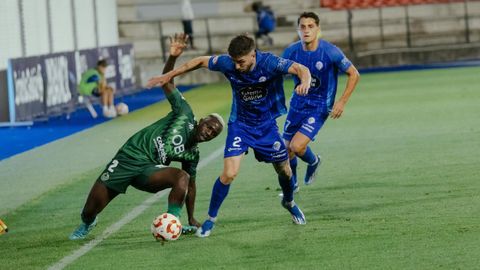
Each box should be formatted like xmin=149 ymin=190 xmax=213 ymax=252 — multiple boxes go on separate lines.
xmin=116 ymin=89 xmax=200 ymax=178
xmin=78 ymin=68 xmax=103 ymax=95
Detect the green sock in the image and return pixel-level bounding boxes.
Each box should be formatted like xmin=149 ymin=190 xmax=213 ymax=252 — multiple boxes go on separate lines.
xmin=167 ymin=204 xmax=182 ymax=218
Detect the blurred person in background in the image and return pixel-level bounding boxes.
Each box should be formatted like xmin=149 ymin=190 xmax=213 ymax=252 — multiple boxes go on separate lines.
xmin=78 ymin=59 xmax=117 ymax=118
xmin=181 ymin=0 xmax=196 ymax=49
xmin=249 ymin=1 xmax=276 ymax=46
xmin=282 ymin=12 xmax=360 ymax=192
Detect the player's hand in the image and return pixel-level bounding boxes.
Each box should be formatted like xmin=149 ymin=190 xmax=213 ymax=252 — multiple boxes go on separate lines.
xmin=146 ymin=73 xmax=171 ymax=88
xmin=295 ymin=81 xmax=310 ymax=96
xmin=330 ymin=99 xmax=346 ymax=119
xmin=188 ymin=218 xmax=201 ymax=228
xmin=169 ymin=33 xmax=189 ymax=57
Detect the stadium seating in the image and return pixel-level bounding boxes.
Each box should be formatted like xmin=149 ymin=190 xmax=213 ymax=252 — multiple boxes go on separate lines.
xmin=321 ymin=0 xmax=468 ymax=9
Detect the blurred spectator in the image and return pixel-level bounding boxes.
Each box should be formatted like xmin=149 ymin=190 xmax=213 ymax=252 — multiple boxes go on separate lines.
xmin=78 ymin=59 xmax=116 ymax=118
xmin=181 ymin=0 xmax=196 ymax=49
xmin=251 ymin=1 xmax=276 ymax=46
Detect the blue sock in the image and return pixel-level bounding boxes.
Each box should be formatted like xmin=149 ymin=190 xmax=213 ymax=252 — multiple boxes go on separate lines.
xmin=299 ymin=146 xmax=317 ymax=165
xmin=278 ymin=174 xmax=294 ymax=202
xmin=207 ymin=177 xmax=230 ymax=218
xmin=290 ymin=156 xmax=298 ymax=178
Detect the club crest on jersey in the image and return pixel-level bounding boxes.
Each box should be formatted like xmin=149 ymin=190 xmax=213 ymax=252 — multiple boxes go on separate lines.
xmin=273 ymin=141 xmax=281 ymax=151
xmin=315 ymin=61 xmax=324 ymax=71
xmin=308 ymin=117 xmax=316 ymax=124
xmin=258 ymin=76 xmax=266 ymax=82
xmin=101 ymin=172 xmax=109 ymax=181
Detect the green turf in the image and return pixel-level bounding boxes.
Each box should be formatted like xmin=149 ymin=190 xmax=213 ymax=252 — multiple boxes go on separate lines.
xmin=1 ymin=67 xmax=480 ymax=269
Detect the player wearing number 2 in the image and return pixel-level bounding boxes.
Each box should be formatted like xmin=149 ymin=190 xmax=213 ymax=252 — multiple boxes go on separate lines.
xmin=147 ymin=34 xmax=312 ymax=237
xmin=69 ymin=34 xmax=224 ymax=240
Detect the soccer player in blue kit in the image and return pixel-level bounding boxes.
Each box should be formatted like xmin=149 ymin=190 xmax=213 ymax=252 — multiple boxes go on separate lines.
xmin=147 ymin=34 xmax=312 ymax=237
xmin=282 ymin=12 xmax=360 ymax=191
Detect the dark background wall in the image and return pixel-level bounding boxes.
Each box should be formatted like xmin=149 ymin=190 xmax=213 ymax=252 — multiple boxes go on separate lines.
xmin=0 ymin=70 xmax=9 ymax=122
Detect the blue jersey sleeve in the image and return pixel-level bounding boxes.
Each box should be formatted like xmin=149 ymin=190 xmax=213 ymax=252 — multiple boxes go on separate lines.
xmin=265 ymin=53 xmax=294 ymax=75
xmin=327 ymin=45 xmax=352 ymax=73
xmin=208 ymin=55 xmax=232 ymax=72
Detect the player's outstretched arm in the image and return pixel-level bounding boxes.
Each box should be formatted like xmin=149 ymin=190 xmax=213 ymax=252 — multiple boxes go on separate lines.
xmin=288 ymin=63 xmax=312 ymax=96
xmin=161 ymin=33 xmax=189 ymax=95
xmin=146 ymin=56 xmax=210 ymax=88
xmin=330 ymin=65 xmax=360 ymax=119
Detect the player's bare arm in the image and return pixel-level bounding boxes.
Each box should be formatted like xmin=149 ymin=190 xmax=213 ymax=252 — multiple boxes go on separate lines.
xmin=288 ymin=63 xmax=312 ymax=96
xmin=147 ymin=56 xmax=210 ymax=88
xmin=185 ymin=176 xmax=201 ymax=227
xmin=331 ymin=65 xmax=360 ymax=119
xmin=161 ymin=33 xmax=189 ymax=94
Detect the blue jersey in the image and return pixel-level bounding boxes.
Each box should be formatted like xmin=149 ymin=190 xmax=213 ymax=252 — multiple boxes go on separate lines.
xmin=283 ymin=40 xmax=352 ymax=114
xmin=208 ymin=50 xmax=293 ymax=126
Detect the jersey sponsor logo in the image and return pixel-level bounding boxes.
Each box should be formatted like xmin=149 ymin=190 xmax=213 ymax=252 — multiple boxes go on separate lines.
xmin=154 ymin=136 xmax=167 ymax=163
xmin=171 ymin=134 xmax=185 ymax=154
xmin=315 ymin=61 xmax=324 ymax=71
xmin=311 ymin=75 xmax=321 ymax=88
xmin=212 ymin=55 xmax=219 ymax=64
xmin=341 ymin=57 xmax=350 ymax=67
xmin=239 ymin=84 xmax=268 ymax=102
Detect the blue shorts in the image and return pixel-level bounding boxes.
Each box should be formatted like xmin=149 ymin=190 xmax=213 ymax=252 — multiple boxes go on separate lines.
xmin=283 ymin=110 xmax=329 ymax=141
xmin=224 ymin=120 xmax=288 ymax=163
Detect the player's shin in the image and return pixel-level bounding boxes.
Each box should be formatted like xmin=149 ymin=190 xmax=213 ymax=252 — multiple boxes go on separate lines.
xmin=290 ymin=156 xmax=298 ymax=187
xmin=207 ymin=177 xmax=231 ymax=219
xmin=278 ymin=173 xmax=294 ymax=202
xmin=299 ymin=146 xmax=317 ymax=165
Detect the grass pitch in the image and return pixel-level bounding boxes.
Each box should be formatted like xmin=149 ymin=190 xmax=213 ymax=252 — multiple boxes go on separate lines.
xmin=1 ymin=66 xmax=480 ymax=269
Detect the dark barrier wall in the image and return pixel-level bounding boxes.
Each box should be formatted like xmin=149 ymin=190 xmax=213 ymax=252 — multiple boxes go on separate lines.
xmin=9 ymin=44 xmax=135 ymax=122
xmin=0 ymin=70 xmax=8 ymax=122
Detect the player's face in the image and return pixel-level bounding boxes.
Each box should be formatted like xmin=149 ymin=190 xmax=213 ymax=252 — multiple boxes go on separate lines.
xmin=196 ymin=116 xmax=223 ymax=142
xmin=232 ymin=50 xmax=255 ymax=73
xmin=298 ymin=17 xmax=320 ymax=44
xmin=98 ymin=65 xmax=106 ymax=75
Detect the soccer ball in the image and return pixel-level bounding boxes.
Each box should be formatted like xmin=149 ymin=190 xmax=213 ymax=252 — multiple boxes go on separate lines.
xmin=150 ymin=213 xmax=182 ymax=241
xmin=115 ymin=102 xmax=129 ymax=116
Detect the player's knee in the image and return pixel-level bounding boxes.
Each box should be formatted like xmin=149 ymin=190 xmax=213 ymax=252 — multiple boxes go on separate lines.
xmin=175 ymin=170 xmax=190 ymax=187
xmin=289 ymin=142 xmax=306 ymax=155
xmin=221 ymin=169 xmax=238 ymax=183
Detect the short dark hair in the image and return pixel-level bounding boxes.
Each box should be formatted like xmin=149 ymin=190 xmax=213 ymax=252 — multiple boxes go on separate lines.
xmin=97 ymin=59 xmax=108 ymax=67
xmin=228 ymin=34 xmax=255 ymax=58
xmin=297 ymin=12 xmax=320 ymax=26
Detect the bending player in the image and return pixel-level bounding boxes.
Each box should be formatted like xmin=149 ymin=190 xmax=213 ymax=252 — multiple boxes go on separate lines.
xmin=147 ymin=34 xmax=311 ymax=237
xmin=282 ymin=12 xmax=360 ymax=191
xmin=70 ymin=34 xmax=224 ymax=240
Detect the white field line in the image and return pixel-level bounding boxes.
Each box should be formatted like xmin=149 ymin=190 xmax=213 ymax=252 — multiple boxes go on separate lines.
xmin=48 ymin=147 xmax=224 ymax=270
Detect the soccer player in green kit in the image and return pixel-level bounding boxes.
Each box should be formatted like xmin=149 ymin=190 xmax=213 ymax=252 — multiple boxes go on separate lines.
xmin=70 ymin=33 xmax=224 ymax=240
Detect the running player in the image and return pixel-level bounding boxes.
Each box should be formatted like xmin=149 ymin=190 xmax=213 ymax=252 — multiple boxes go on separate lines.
xmin=69 ymin=34 xmax=224 ymax=240
xmin=282 ymin=12 xmax=360 ymax=190
xmin=147 ymin=34 xmax=312 ymax=237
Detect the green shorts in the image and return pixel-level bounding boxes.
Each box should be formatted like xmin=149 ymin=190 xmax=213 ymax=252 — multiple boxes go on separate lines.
xmin=97 ymin=154 xmax=168 ymax=193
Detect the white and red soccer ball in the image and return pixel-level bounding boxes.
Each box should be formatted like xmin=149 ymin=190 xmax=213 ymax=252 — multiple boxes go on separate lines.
xmin=151 ymin=213 xmax=182 ymax=241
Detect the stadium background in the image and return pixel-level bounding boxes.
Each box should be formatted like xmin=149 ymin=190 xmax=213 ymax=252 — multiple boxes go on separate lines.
xmin=0 ymin=0 xmax=479 ymax=269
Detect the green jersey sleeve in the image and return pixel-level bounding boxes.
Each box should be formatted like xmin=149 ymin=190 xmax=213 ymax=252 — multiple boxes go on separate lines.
xmin=166 ymin=88 xmax=192 ymax=114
